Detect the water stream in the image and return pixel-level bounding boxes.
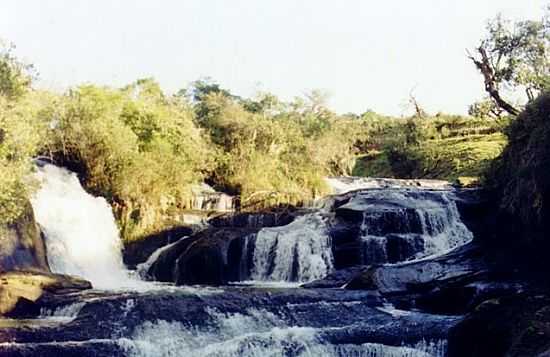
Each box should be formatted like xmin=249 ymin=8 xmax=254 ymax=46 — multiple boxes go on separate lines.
xmin=16 ymin=166 xmax=476 ymax=356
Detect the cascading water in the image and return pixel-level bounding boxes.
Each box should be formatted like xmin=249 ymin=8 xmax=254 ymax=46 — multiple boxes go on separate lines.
xmin=243 ymin=213 xmax=334 ymax=283
xmin=354 ymin=189 xmax=473 ymax=265
xmin=238 ymin=181 xmax=472 ymax=283
xmin=325 ymin=176 xmax=452 ymax=194
xmin=30 ymin=163 xmax=140 ymax=289
xmin=2 ymin=167 xmax=469 ymax=356
xmin=121 ymin=307 xmax=448 ymax=357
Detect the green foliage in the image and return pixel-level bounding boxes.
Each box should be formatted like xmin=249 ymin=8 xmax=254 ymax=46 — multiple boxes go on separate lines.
xmin=482 ymin=12 xmax=550 ymax=96
xmin=354 ymin=115 xmax=507 ymax=182
xmin=0 ymin=47 xmax=509 ymax=237
xmin=0 ymin=41 xmax=35 ymax=100
xmin=44 ymin=81 xmax=213 ymax=238
xmin=469 ymin=8 xmax=550 ymax=114
xmin=468 ymin=97 xmax=505 ymax=119
xmin=486 ymin=92 xmax=550 ymax=238
xmin=194 ymin=90 xmax=336 ymax=207
xmin=0 ymin=92 xmax=52 ymax=223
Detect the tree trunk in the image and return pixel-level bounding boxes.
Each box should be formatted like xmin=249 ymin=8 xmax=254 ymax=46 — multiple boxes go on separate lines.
xmin=469 ymin=47 xmax=520 ymax=116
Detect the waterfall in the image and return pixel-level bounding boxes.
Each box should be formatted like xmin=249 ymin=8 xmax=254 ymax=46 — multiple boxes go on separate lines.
xmin=30 ymin=163 xmax=139 ymax=290
xmin=356 ymin=190 xmax=473 ymax=265
xmin=246 ymin=214 xmax=333 ymax=283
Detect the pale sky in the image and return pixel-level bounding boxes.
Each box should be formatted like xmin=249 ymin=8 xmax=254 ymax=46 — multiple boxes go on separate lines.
xmin=1 ymin=1 xmax=547 ymax=115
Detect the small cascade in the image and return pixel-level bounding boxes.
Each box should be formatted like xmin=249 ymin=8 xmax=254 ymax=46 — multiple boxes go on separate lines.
xmin=245 ymin=214 xmax=333 ymax=283
xmin=39 ymin=302 xmax=86 ymax=322
xmin=353 ymin=190 xmax=473 ymax=265
xmin=122 ymin=307 xmax=447 ymax=357
xmin=30 ymin=163 xmax=141 ymax=289
xmin=326 ymin=176 xmax=452 ymax=194
xmin=136 ymin=239 xmax=182 ymax=279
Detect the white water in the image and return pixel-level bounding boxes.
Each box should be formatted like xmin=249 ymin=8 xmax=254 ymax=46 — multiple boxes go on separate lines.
xmin=121 ymin=307 xmax=446 ymax=357
xmin=136 ymin=239 xmax=183 ymax=278
xmin=356 ymin=190 xmax=473 ymax=264
xmin=31 ymin=164 xmax=142 ymax=290
xmin=247 ymin=213 xmax=333 ymax=283
xmin=326 ymin=177 xmax=452 ymax=194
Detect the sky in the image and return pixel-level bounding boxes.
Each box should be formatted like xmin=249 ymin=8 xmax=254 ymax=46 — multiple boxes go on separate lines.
xmin=0 ymin=1 xmax=547 ymax=116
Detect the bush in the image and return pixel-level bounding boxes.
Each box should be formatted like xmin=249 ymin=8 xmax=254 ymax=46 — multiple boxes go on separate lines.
xmin=0 ymin=91 xmax=52 ymax=224
xmin=486 ymin=92 xmax=550 ymax=244
xmin=44 ymin=81 xmax=214 ymax=238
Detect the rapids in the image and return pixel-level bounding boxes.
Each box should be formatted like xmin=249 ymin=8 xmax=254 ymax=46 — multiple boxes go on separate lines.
xmin=2 ymin=165 xmax=481 ymax=356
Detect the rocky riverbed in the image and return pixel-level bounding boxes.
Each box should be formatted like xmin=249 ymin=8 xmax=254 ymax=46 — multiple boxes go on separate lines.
xmin=0 ymin=168 xmax=539 ymax=356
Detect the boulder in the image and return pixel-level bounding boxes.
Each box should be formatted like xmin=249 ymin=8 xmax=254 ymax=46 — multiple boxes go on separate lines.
xmin=0 ymin=204 xmax=49 ymax=273
xmin=147 ymin=227 xmax=258 ymax=285
xmin=343 ymin=243 xmax=524 ymax=315
xmin=0 ymin=202 xmax=91 ymax=317
xmin=123 ymin=225 xmax=194 ymax=269
xmin=174 ymin=228 xmax=257 ymax=285
xmin=448 ymin=294 xmax=550 ymax=357
xmin=0 ymin=271 xmax=91 ymax=318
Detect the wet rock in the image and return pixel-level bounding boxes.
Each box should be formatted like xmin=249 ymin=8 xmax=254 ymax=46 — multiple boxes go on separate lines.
xmin=329 ymin=222 xmax=362 ymax=269
xmin=174 ymin=228 xmax=257 ymax=285
xmin=148 ymin=227 xmax=258 ymax=285
xmin=0 ymin=271 xmax=91 ymax=317
xmin=0 ymin=286 xmax=455 ymax=356
xmin=123 ymin=225 xmax=194 ymax=269
xmin=302 ymin=266 xmax=368 ymax=288
xmin=342 ymin=243 xmax=524 ymax=315
xmin=346 ymin=243 xmax=485 ymax=293
xmin=0 ymin=203 xmax=92 ymax=318
xmin=448 ymin=294 xmax=550 ymax=357
xmin=386 ymin=233 xmax=424 ymax=263
xmin=146 ymin=235 xmax=201 ymax=282
xmin=189 ymin=183 xmax=235 ymax=211
xmin=209 ymin=211 xmax=296 ymax=229
xmin=453 ymin=189 xmax=494 ymax=241
xmin=0 ymin=340 xmax=124 ymax=357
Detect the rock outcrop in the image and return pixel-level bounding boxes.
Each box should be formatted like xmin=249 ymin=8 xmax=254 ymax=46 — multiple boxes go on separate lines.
xmin=0 ymin=203 xmax=48 ymax=273
xmin=147 ymin=227 xmax=258 ymax=285
xmin=123 ymin=225 xmax=194 ymax=269
xmin=0 ymin=203 xmax=91 ymax=317
xmin=448 ymin=294 xmax=550 ymax=357
xmin=0 ymin=271 xmax=91 ymax=317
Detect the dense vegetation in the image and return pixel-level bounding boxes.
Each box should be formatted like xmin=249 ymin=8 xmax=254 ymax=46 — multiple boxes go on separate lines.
xmin=486 ymin=92 xmax=550 ymax=246
xmin=0 ymin=45 xmax=509 ymax=239
xmin=13 ymin=9 xmax=550 ymax=240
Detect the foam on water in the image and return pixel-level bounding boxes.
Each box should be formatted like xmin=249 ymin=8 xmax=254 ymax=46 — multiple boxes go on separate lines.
xmin=120 ymin=308 xmax=447 ymax=357
xmin=39 ymin=302 xmax=86 ymax=322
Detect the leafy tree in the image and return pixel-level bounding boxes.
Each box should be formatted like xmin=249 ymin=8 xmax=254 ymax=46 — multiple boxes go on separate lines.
xmin=0 ymin=40 xmax=36 ymax=100
xmin=468 ymin=97 xmax=505 ymax=119
xmin=469 ymin=9 xmax=550 ymax=115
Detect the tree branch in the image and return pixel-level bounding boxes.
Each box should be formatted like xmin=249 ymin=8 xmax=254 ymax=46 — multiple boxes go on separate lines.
xmin=468 ymin=47 xmax=520 ymax=116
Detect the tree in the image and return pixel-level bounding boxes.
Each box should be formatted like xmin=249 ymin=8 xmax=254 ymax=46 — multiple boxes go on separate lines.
xmin=468 ymin=9 xmax=549 ymax=115
xmin=468 ymin=97 xmax=504 ymax=119
xmin=0 ymin=40 xmax=36 ymax=100
xmin=408 ymin=90 xmax=428 ymax=118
